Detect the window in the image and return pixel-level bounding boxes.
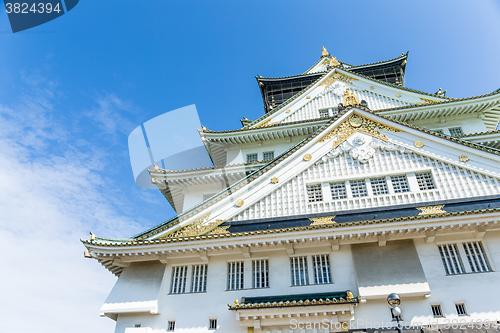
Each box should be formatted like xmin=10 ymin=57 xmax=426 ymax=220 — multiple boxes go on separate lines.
xmin=203 ymin=193 xmax=216 ymax=201
xmin=171 ymin=266 xmax=188 ymax=294
xmin=455 ymin=303 xmax=468 ymax=316
xmin=191 ymin=264 xmax=208 ymax=293
xmin=462 ymin=241 xmax=491 ymax=273
xmin=262 ymin=151 xmax=274 ymax=161
xmin=350 ymin=180 xmax=368 ymax=198
xmin=370 ymin=177 xmax=388 ymax=195
xmin=312 ymin=254 xmax=331 ymax=284
xmin=307 ymin=184 xmax=323 ymax=202
xmin=252 ymin=259 xmax=269 ymax=288
xmin=227 ymin=261 xmax=244 ymax=290
xmin=449 ymin=127 xmax=463 ymax=136
xmin=391 ymin=175 xmax=410 ymax=193
xmin=246 ymin=153 xmax=258 ymax=163
xmin=135 ymin=323 xmax=141 ymax=328
xmin=319 ymin=109 xmax=329 ymax=118
xmin=416 ymin=173 xmax=435 ymax=190
xmin=431 ymin=304 xmax=443 ymax=317
xmin=167 ymin=321 xmax=176 ymax=331
xmin=209 ymin=319 xmax=217 ymax=330
xmin=291 ymin=256 xmax=309 ymax=286
xmin=330 ymin=182 xmax=347 ymax=200
xmin=438 ymin=244 xmax=465 ymax=275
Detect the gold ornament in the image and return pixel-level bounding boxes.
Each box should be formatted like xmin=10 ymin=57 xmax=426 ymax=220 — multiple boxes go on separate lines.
xmin=349 ymin=117 xmax=363 ymax=128
xmin=235 ymin=199 xmax=244 ymax=207
xmin=321 ymin=45 xmax=328 ymax=56
xmin=417 ymin=205 xmax=446 ymax=216
xmin=396 ymin=93 xmax=401 ymax=98
xmin=271 ymin=177 xmax=279 ymax=184
xmin=414 ymin=140 xmax=424 ymax=148
xmin=343 ymin=88 xmax=360 ymax=106
xmin=307 ymin=95 xmax=311 ymax=99
xmin=303 ymin=154 xmax=312 ymax=161
xmin=309 ymin=215 xmax=336 ymax=226
xmin=329 ymin=57 xmax=340 ymax=67
xmin=286 ymin=109 xmax=291 ymax=113
xmin=459 ymin=155 xmax=469 ymax=162
xmin=162 ymin=212 xmax=222 ymax=238
xmin=370 ymin=86 xmax=375 ymax=89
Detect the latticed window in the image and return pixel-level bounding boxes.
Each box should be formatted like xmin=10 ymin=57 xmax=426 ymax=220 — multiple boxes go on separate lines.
xmin=191 ymin=264 xmax=208 ymax=293
xmin=350 ymin=180 xmax=368 ymax=198
xmin=167 ymin=321 xmax=175 ymax=331
xmin=391 ymin=175 xmax=410 ymax=193
xmin=307 ymin=184 xmax=323 ymax=202
xmin=312 ymin=254 xmax=331 ymax=284
xmin=262 ymin=151 xmax=274 ymax=161
xmin=246 ymin=153 xmax=258 ymax=163
xmin=319 ymin=109 xmax=329 ymax=118
xmin=370 ymin=177 xmax=388 ymax=195
xmin=449 ymin=127 xmax=463 ymax=136
xmin=330 ymin=182 xmax=347 ymax=200
xmin=252 ymin=259 xmax=269 ymax=288
xmin=416 ymin=173 xmax=435 ymax=190
xmin=438 ymin=244 xmax=465 ymax=275
xmin=462 ymin=241 xmax=491 ymax=273
xmin=290 ymin=256 xmax=309 ymax=286
xmin=209 ymin=319 xmax=217 ymax=330
xmin=455 ymin=303 xmax=467 ymax=316
xmin=171 ymin=266 xmax=188 ymax=294
xmin=227 ymin=261 xmax=244 ymax=290
xmin=431 ymin=304 xmax=443 ymax=317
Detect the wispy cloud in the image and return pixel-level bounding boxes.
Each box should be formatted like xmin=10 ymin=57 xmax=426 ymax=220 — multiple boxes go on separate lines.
xmin=0 ymin=74 xmax=146 ymax=332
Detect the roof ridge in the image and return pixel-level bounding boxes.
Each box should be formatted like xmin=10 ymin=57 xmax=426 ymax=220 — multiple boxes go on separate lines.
xmin=203 ymin=117 xmax=328 ymax=134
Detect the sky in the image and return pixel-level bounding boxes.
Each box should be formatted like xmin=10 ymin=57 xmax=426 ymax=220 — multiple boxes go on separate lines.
xmin=0 ymin=1 xmax=500 ymax=332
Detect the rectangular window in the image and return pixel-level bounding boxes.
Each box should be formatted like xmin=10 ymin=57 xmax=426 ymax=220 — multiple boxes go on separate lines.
xmin=170 ymin=266 xmax=188 ymax=294
xmin=312 ymin=254 xmax=331 ymax=284
xmin=290 ymin=256 xmax=309 ymax=286
xmin=438 ymin=244 xmax=465 ymax=275
xmin=191 ymin=264 xmax=208 ymax=293
xmin=209 ymin=319 xmax=217 ymax=330
xmin=455 ymin=303 xmax=467 ymax=316
xmin=246 ymin=153 xmax=258 ymax=163
xmin=350 ymin=180 xmax=368 ymax=198
xmin=370 ymin=177 xmax=388 ymax=195
xmin=449 ymin=127 xmax=463 ymax=136
xmin=262 ymin=151 xmax=274 ymax=161
xmin=307 ymin=184 xmax=323 ymax=202
xmin=416 ymin=173 xmax=436 ymax=190
xmin=330 ymin=182 xmax=347 ymax=200
xmin=167 ymin=321 xmax=175 ymax=331
xmin=391 ymin=175 xmax=410 ymax=193
xmin=252 ymin=259 xmax=269 ymax=289
xmin=462 ymin=241 xmax=491 ymax=273
xmin=319 ymin=109 xmax=329 ymax=118
xmin=431 ymin=304 xmax=443 ymax=317
xmin=227 ymin=261 xmax=244 ymax=290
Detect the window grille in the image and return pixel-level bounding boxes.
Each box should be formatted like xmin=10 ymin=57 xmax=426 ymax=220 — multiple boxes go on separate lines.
xmin=449 ymin=127 xmax=464 ymax=136
xmin=312 ymin=254 xmax=331 ymax=284
xmin=370 ymin=177 xmax=388 ymax=195
xmin=455 ymin=303 xmax=467 ymax=316
xmin=319 ymin=109 xmax=329 ymax=118
xmin=252 ymin=259 xmax=269 ymax=288
xmin=170 ymin=266 xmax=188 ymax=294
xmin=290 ymin=256 xmax=309 ymax=286
xmin=209 ymin=319 xmax=217 ymax=330
xmin=203 ymin=193 xmax=216 ymax=201
xmin=191 ymin=264 xmax=208 ymax=293
xmin=167 ymin=321 xmax=176 ymax=331
xmin=416 ymin=173 xmax=435 ymax=190
xmin=438 ymin=244 xmax=465 ymax=275
xmin=462 ymin=242 xmax=491 ymax=273
xmin=227 ymin=261 xmax=244 ymax=290
xmin=350 ymin=180 xmax=368 ymax=198
xmin=330 ymin=182 xmax=347 ymax=200
xmin=391 ymin=175 xmax=410 ymax=193
xmin=262 ymin=151 xmax=274 ymax=161
xmin=246 ymin=153 xmax=258 ymax=163
xmin=431 ymin=304 xmax=443 ymax=317
xmin=307 ymin=184 xmax=323 ymax=202
xmin=135 ymin=323 xmax=141 ymax=328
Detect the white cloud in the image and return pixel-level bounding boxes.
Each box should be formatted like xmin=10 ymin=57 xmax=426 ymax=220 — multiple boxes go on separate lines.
xmin=0 ymin=75 xmax=144 ymax=332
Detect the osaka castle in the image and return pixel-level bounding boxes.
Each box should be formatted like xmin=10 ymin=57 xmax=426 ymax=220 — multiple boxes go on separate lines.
xmin=83 ymin=47 xmax=500 ymax=333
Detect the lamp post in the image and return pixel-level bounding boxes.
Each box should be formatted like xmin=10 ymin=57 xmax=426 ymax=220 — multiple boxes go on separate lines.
xmin=387 ymin=293 xmax=403 ymax=333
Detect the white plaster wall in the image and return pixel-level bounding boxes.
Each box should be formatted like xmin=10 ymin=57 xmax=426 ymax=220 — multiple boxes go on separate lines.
xmin=409 ymin=115 xmax=487 ymax=135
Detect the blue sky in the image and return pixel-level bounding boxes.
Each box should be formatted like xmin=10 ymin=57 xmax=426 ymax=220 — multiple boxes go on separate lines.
xmin=1 ymin=1 xmax=500 ymax=332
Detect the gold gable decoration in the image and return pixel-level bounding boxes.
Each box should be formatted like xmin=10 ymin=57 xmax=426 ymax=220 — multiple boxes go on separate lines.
xmin=320 ymin=72 xmax=356 ymax=89
xmin=207 ymin=225 xmax=231 ymax=235
xmin=309 ymin=215 xmax=336 ymax=226
xmin=162 ymin=212 xmax=227 ymax=238
xmin=416 ymin=205 xmax=446 ymax=216
xmin=343 ymin=88 xmax=359 ymax=106
xmin=317 ymin=114 xmax=401 ymax=147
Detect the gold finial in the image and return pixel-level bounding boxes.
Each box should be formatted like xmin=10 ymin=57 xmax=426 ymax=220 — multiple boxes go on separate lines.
xmin=347 ymin=291 xmax=353 ymax=299
xmin=321 ymin=45 xmax=328 ymax=57
xmin=201 ymin=125 xmax=207 ymax=131
xmin=89 ymin=231 xmax=95 ymax=241
xmin=153 ymin=164 xmax=160 ymax=171
xmin=435 ymin=87 xmax=447 ymax=97
xmin=329 ymin=57 xmax=340 ymax=67
xmin=234 ymin=299 xmax=239 ymax=305
xmin=459 ymin=155 xmax=469 ymax=162
xmin=343 ymin=88 xmax=360 ymax=106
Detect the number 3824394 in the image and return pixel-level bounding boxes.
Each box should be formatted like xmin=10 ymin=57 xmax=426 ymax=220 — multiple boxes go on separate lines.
xmin=5 ymin=2 xmax=62 ymax=14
